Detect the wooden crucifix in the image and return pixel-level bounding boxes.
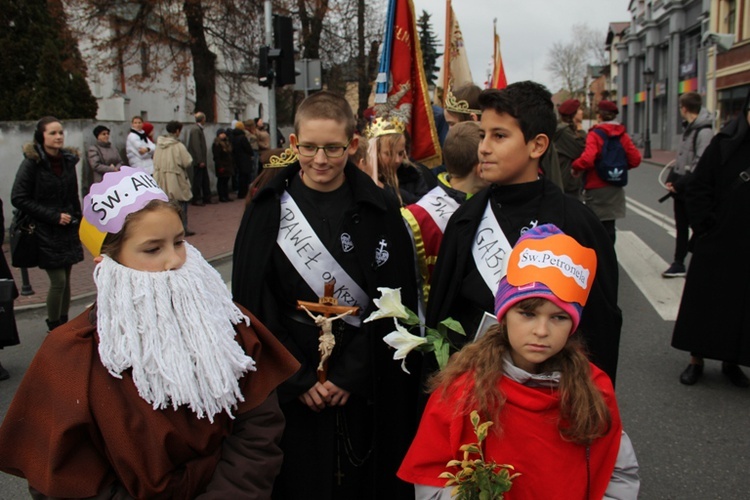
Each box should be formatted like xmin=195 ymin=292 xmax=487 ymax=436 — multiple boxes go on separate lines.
xmin=297 ymin=279 xmax=360 ymax=383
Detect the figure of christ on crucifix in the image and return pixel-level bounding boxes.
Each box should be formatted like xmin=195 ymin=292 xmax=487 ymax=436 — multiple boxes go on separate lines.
xmin=297 ymin=279 xmax=360 ymax=384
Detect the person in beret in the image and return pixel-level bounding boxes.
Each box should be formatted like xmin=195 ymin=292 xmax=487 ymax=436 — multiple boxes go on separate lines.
xmin=554 ymin=99 xmax=586 ymax=198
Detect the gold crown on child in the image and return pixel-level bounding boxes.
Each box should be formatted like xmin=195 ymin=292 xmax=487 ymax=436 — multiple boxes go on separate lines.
xmin=444 ymin=87 xmax=481 ymax=115
xmin=365 ymin=116 xmax=406 ymax=139
xmin=265 ymin=148 xmax=298 ymax=169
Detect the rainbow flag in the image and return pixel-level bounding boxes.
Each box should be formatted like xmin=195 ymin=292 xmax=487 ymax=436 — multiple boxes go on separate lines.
xmin=374 ymin=0 xmax=442 ymax=166
xmin=490 ymin=19 xmax=507 ymax=89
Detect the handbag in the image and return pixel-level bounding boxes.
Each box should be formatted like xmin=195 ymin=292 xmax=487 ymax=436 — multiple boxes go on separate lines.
xmin=9 ymin=210 xmax=39 ymax=268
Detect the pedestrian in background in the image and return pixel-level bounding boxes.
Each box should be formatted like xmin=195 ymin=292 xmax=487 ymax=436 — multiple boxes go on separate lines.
xmin=11 ymin=116 xmax=84 ymax=332
xmin=672 ymin=91 xmax=750 ymax=387
xmin=153 ymin=120 xmax=195 ymax=236
xmin=243 ymin=119 xmax=260 ymax=180
xmin=125 ymin=116 xmax=155 ymax=174
xmin=87 ymin=125 xmax=123 ymax=184
xmin=231 ymin=121 xmax=254 ymax=200
xmin=572 ymin=100 xmax=642 ymax=243
xmin=554 ymin=99 xmax=586 ymax=199
xmin=212 ymin=128 xmax=235 ymax=202
xmin=0 ymin=198 xmax=20 ymax=381
xmin=188 ymin=111 xmax=212 ymax=206
xmin=662 ymin=92 xmax=714 ymax=278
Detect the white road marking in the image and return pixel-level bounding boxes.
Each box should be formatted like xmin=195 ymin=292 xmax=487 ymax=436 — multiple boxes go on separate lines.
xmin=626 ymin=197 xmax=676 ymax=237
xmin=615 ymin=230 xmax=685 ymax=321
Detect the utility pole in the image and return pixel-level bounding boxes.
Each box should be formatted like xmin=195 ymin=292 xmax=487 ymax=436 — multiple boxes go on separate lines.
xmin=264 ymin=0 xmax=277 ymax=148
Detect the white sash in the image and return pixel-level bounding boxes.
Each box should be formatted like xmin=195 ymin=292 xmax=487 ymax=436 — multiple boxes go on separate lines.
xmin=472 ymin=200 xmax=513 ymax=296
xmin=415 ymin=186 xmax=461 ymax=233
xmin=277 ymin=191 xmax=368 ymax=326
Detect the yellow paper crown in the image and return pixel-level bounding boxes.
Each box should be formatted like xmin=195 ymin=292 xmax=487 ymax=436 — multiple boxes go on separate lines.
xmin=444 ymin=87 xmax=481 ymax=116
xmin=79 ymin=217 xmax=108 ymax=258
xmin=365 ymin=116 xmax=406 ymax=140
xmin=264 ymin=147 xmax=298 ymax=169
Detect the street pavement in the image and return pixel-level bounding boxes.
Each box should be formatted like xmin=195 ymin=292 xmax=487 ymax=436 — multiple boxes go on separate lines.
xmin=2 ymin=151 xmax=749 ymax=499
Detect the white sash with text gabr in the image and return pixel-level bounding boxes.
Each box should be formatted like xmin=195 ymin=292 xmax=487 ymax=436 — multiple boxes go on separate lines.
xmin=472 ymin=201 xmax=513 ymax=296
xmin=415 ymin=186 xmax=461 ymax=233
xmin=277 ymin=191 xmax=368 ymax=326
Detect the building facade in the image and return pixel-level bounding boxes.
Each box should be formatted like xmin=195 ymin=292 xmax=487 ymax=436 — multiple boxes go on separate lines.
xmin=616 ymin=0 xmax=711 ymax=151
xmin=709 ymin=0 xmax=750 ymax=127
xmin=66 ymin=4 xmax=266 ymax=125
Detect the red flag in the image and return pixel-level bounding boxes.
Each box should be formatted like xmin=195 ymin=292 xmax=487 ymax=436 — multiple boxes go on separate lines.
xmin=374 ymin=0 xmax=442 ymax=166
xmin=491 ymin=20 xmax=507 ymax=89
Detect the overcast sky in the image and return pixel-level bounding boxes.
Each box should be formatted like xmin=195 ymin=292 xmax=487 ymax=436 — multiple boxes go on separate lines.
xmin=411 ymin=0 xmax=633 ymax=92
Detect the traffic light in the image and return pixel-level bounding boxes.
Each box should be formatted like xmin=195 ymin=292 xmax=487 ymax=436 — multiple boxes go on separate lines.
xmin=258 ymin=46 xmax=278 ymax=88
xmin=273 ymin=15 xmax=295 ymax=87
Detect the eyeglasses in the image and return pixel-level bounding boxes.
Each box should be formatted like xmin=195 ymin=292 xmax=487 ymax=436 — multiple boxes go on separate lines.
xmin=296 ymin=139 xmax=352 ymax=158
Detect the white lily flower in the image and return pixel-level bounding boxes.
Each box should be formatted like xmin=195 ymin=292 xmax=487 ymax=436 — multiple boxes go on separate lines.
xmin=383 ymin=319 xmax=428 ymax=374
xmin=363 ymin=287 xmax=409 ymax=323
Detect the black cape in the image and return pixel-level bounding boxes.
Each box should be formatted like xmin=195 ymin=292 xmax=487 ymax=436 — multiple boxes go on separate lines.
xmin=672 ymin=93 xmax=750 ymax=365
xmin=232 ymin=162 xmax=420 ymax=499
xmin=426 ymin=178 xmax=622 ymax=384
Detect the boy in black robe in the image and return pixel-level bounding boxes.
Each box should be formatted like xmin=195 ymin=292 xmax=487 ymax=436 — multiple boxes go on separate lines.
xmin=426 ymin=81 xmax=622 ymax=385
xmin=232 ymin=92 xmax=420 ymax=499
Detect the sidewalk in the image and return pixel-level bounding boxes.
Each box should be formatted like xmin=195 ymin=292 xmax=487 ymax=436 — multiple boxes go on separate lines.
xmin=2 ymin=197 xmax=247 ymax=311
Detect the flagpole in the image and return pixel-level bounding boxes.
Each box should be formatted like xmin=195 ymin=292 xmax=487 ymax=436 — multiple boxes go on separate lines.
xmin=442 ymin=0 xmax=451 ymax=103
xmin=492 ymin=18 xmax=498 ymax=88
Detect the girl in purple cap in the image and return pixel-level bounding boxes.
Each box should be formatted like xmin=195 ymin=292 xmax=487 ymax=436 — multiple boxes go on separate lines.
xmin=398 ymin=224 xmax=639 ymax=500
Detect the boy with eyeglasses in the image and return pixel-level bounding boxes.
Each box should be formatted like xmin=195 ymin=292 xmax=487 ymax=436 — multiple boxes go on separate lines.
xmin=232 ymin=91 xmax=420 ymax=500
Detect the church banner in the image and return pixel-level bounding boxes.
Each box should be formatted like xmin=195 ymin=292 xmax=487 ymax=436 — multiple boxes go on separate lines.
xmin=374 ymin=0 xmax=442 ymax=166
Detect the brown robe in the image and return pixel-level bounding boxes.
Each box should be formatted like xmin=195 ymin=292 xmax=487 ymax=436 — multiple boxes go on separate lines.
xmin=0 ymin=305 xmax=299 ymax=499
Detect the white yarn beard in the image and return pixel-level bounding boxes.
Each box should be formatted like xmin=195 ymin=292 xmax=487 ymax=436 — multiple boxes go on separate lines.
xmin=94 ymin=242 xmax=255 ymax=423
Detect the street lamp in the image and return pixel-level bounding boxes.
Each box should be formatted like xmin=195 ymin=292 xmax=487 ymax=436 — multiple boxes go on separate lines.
xmin=588 ymin=90 xmax=595 ymax=121
xmin=643 ymin=67 xmax=655 ymax=159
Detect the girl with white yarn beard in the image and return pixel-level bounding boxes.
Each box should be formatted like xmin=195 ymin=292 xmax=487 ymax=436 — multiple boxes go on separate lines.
xmin=0 ymin=167 xmax=299 ymax=499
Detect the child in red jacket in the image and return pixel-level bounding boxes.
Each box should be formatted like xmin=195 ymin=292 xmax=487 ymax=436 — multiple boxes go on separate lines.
xmin=398 ymin=224 xmax=639 ymax=499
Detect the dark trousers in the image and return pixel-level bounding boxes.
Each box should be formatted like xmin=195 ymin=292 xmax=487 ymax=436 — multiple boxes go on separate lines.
xmin=673 ymin=197 xmax=689 ymax=264
xmin=192 ymin=166 xmax=211 ymax=203
xmin=217 ymin=177 xmax=230 ymax=201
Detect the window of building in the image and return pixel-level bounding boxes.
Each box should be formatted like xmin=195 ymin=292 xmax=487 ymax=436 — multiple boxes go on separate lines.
xmin=718 ymin=84 xmax=749 ymax=127
xmin=678 ymin=29 xmax=700 ymax=79
xmin=723 ymin=0 xmax=737 ymax=34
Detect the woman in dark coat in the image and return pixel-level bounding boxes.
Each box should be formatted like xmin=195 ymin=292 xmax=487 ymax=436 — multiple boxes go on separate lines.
xmin=0 ymin=198 xmax=20 ymax=381
xmin=672 ymin=91 xmax=750 ymax=387
xmin=231 ymin=123 xmax=254 ymax=200
xmin=212 ymin=128 xmax=235 ymax=202
xmin=11 ymin=117 xmax=84 ymax=332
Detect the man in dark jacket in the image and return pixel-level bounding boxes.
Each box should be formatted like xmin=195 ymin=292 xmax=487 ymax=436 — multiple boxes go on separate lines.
xmin=662 ymin=92 xmax=714 ymax=278
xmin=187 ymin=112 xmax=211 ymax=205
xmin=672 ymin=91 xmax=750 ymax=387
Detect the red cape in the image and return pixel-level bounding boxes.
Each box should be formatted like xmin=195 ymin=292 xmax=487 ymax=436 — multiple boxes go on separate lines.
xmin=398 ymin=364 xmax=622 ymax=499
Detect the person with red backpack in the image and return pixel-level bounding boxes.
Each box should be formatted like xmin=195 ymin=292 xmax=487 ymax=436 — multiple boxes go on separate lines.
xmin=572 ymin=100 xmax=642 ymax=242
